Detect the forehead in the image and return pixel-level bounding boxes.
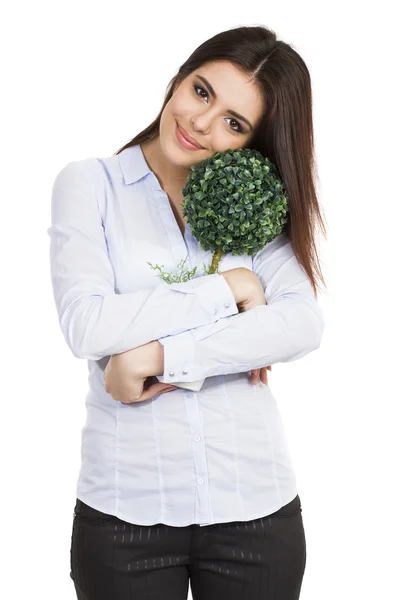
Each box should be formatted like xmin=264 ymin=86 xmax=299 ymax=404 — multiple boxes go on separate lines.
xmin=195 ymin=60 xmax=251 ymax=81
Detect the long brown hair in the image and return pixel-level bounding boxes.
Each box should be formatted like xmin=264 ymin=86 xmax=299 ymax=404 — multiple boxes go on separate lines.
xmin=114 ymin=25 xmax=328 ymax=298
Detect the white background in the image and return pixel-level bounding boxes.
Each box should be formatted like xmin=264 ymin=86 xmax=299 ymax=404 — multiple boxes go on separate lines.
xmin=2 ymin=1 xmax=399 ymax=598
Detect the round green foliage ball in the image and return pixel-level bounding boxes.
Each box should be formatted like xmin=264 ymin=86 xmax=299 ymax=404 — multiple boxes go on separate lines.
xmin=182 ymin=148 xmax=289 ymax=256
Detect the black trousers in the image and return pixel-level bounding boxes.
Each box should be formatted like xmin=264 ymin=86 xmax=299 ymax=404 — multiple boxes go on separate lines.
xmin=70 ymin=494 xmax=306 ymax=599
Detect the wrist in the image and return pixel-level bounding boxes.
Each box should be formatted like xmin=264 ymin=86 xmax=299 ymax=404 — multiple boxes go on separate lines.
xmin=220 ymin=269 xmax=248 ymax=305
xmin=135 ymin=341 xmax=164 ymax=378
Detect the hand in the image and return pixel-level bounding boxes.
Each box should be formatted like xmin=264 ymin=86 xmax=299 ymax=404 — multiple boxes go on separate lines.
xmin=249 ymin=365 xmax=272 ymax=386
xmin=234 ymin=271 xmax=272 ymax=386
xmin=104 ymin=348 xmax=177 ymax=404
xmin=220 ymin=267 xmax=261 ymax=306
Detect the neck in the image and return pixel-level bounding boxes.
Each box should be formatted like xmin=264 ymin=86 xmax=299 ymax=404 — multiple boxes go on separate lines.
xmin=141 ymin=136 xmax=190 ymax=193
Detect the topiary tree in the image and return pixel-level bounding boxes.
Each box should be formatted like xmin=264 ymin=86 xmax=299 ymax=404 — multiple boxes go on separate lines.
xmin=182 ymin=147 xmax=289 ymax=274
xmin=148 ymin=147 xmax=289 ymax=283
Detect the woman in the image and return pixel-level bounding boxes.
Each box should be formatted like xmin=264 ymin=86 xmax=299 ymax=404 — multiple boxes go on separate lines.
xmin=48 ymin=24 xmax=327 ymax=600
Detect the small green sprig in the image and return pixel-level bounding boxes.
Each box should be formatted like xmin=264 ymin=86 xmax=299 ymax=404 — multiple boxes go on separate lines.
xmin=147 ymin=255 xmax=216 ymax=283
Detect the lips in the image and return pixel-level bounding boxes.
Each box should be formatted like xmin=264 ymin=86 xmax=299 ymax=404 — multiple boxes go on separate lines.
xmin=176 ymin=122 xmax=204 ymax=149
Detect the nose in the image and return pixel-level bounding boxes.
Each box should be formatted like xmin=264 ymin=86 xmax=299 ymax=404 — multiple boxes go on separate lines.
xmin=190 ymin=115 xmax=211 ymax=136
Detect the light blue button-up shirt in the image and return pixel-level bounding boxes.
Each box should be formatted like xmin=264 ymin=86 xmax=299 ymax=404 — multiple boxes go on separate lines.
xmin=47 ymin=143 xmax=325 ymax=526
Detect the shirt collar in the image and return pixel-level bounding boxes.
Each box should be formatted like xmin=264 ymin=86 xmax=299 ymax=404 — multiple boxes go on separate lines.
xmin=118 ymin=143 xmax=153 ymax=185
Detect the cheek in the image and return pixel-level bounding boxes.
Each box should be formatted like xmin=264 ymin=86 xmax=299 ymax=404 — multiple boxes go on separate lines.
xmin=211 ymin=129 xmax=240 ymax=151
xmin=212 ymin=138 xmax=245 ymax=154
xmin=160 ymin=103 xmax=180 ymax=134
xmin=170 ymin=90 xmax=198 ymax=117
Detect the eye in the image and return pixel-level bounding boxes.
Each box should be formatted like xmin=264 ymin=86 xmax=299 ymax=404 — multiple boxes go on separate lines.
xmin=193 ymin=84 xmax=208 ymax=101
xmin=193 ymin=84 xmax=244 ymax=133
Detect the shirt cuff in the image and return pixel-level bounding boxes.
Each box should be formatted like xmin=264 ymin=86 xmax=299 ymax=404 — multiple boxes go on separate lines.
xmin=156 ymin=329 xmax=202 ymax=384
xmin=168 ymin=272 xmax=238 ymax=321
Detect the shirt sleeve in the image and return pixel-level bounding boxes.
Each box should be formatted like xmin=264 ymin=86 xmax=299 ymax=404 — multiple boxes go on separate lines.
xmin=156 ymin=232 xmax=325 ymax=384
xmin=47 ymin=159 xmax=238 ymax=361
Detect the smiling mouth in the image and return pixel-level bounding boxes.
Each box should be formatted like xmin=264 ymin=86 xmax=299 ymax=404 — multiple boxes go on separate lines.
xmin=176 ymin=122 xmax=204 ymax=149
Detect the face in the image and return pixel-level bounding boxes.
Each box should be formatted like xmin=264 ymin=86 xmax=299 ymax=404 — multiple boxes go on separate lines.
xmin=158 ymin=60 xmax=266 ymax=169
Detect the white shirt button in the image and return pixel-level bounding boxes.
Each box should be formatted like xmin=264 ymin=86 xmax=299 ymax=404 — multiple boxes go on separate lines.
xmin=194 ymin=435 xmax=200 ymax=442
xmin=182 ymin=368 xmax=188 ymax=375
xmin=224 ymin=302 xmax=230 ymax=308
xmin=198 ymin=478 xmax=204 ymax=485
xmin=168 ymin=371 xmax=174 ymax=377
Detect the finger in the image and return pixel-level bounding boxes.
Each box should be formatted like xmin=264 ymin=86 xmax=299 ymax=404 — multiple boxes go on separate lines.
xmin=250 ymin=369 xmax=260 ymax=385
xmin=136 ymin=383 xmax=177 ymax=402
xmin=260 ymin=367 xmax=269 ymax=385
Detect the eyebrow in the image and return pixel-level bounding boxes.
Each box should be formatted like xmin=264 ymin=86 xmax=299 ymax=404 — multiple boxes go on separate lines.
xmin=196 ymin=75 xmax=254 ymax=131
